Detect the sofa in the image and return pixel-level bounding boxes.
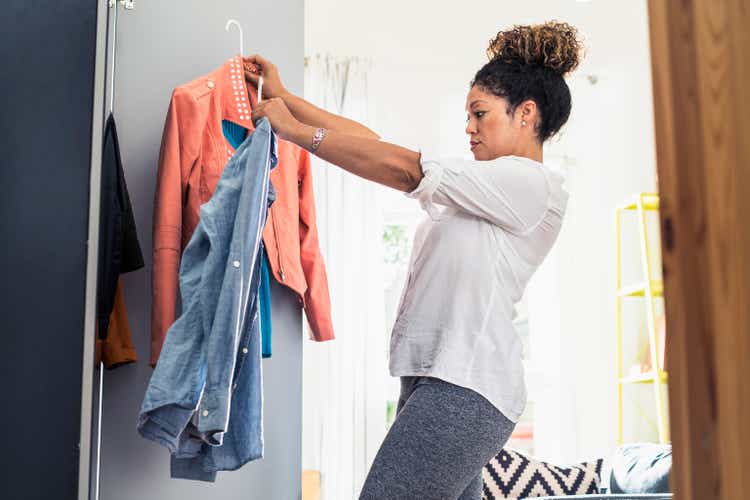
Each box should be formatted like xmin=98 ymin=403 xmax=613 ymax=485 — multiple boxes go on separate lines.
xmin=482 ymin=443 xmax=672 ymax=500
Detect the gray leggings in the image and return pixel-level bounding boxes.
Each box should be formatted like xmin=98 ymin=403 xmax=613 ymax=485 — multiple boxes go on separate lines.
xmin=359 ymin=376 xmax=516 ymax=500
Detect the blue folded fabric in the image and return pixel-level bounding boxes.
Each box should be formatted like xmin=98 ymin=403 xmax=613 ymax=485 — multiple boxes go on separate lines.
xmin=609 ymin=443 xmax=672 ymax=494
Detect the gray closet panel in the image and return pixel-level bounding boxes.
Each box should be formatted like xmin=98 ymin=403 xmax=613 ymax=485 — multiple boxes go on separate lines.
xmin=98 ymin=1 xmax=305 ymax=498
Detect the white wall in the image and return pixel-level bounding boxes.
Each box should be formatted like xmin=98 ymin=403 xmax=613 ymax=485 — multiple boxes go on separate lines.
xmin=306 ymin=0 xmax=659 ymax=464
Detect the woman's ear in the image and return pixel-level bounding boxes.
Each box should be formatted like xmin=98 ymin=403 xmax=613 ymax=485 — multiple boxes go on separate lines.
xmin=519 ymin=99 xmax=538 ymax=125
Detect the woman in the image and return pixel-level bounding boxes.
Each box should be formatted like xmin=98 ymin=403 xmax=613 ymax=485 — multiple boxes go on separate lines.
xmin=247 ymin=21 xmax=582 ymax=500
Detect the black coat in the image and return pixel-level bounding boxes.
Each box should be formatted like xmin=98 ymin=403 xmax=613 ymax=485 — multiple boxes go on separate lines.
xmin=96 ymin=114 xmax=144 ymax=339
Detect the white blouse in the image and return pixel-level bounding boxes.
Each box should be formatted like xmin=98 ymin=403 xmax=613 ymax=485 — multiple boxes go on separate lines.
xmin=389 ymin=152 xmax=568 ymax=422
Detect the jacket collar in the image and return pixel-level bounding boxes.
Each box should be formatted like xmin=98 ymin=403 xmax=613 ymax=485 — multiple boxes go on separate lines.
xmin=216 ymin=55 xmax=258 ymax=131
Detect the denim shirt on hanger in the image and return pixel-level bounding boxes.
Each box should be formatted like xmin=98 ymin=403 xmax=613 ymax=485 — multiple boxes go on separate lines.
xmin=138 ymin=118 xmax=277 ymax=482
xmin=223 ymin=119 xmax=275 ymax=359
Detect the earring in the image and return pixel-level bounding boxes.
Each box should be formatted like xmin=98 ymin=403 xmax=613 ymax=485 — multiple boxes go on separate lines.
xmin=522 ymin=120 xmax=527 ymax=126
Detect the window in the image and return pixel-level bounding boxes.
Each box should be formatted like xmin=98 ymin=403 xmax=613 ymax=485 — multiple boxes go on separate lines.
xmin=382 ymin=221 xmax=416 ymax=427
xmin=508 ymin=298 xmax=535 ymax=454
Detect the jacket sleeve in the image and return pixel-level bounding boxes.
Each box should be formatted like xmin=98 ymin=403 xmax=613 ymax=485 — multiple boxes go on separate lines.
xmin=297 ymin=148 xmax=335 ymax=341
xmin=150 ymin=89 xmax=199 ymax=366
xmin=406 ymin=153 xmax=551 ymax=234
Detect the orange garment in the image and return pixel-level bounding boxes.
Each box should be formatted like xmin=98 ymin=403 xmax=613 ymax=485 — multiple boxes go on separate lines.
xmin=150 ymin=56 xmax=334 ymax=366
xmin=96 ymin=278 xmax=138 ymax=369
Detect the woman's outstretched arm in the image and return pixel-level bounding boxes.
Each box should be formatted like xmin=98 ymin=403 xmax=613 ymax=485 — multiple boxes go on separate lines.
xmin=251 ymin=98 xmax=422 ymax=194
xmin=290 ymin=125 xmax=421 ymax=192
xmin=244 ymin=54 xmax=380 ymax=140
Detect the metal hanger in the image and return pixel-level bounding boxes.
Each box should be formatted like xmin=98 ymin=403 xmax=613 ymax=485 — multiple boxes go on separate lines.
xmin=108 ymin=0 xmax=134 ymax=9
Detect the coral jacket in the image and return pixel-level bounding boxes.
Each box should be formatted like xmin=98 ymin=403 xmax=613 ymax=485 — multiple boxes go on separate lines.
xmin=151 ymin=56 xmax=334 ymax=366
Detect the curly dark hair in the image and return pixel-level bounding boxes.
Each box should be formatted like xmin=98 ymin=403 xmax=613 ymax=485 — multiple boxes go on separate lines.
xmin=472 ymin=21 xmax=584 ymax=142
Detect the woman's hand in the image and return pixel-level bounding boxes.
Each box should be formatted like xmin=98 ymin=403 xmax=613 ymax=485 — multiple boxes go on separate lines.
xmin=243 ymin=54 xmax=288 ymax=101
xmin=244 ymin=53 xmax=381 ymax=141
xmin=251 ymin=97 xmax=301 ymax=141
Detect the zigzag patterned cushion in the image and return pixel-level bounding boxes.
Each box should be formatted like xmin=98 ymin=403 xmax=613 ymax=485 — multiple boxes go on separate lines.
xmin=482 ymin=448 xmax=603 ymax=499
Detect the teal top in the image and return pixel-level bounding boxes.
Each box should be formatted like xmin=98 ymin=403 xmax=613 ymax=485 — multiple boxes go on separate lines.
xmin=223 ymin=119 xmax=273 ymax=359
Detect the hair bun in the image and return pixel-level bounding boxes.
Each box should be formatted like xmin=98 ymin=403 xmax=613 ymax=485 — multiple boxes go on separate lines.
xmin=487 ymin=21 xmax=583 ymax=76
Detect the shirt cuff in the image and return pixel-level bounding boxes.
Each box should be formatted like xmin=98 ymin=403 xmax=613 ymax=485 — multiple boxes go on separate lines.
xmin=405 ymin=148 xmax=444 ymax=221
xmin=195 ymin=389 xmax=230 ymax=446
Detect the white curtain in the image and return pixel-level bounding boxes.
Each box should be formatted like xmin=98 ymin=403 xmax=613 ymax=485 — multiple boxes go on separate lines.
xmin=302 ymin=54 xmax=389 ymax=500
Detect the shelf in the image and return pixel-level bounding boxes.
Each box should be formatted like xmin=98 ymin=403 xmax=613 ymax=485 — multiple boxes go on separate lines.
xmin=617 ymin=193 xmax=660 ymax=211
xmin=616 ymin=192 xmax=669 ymax=444
xmin=619 ymin=371 xmax=668 ymax=385
xmin=618 ymin=280 xmax=664 ymax=298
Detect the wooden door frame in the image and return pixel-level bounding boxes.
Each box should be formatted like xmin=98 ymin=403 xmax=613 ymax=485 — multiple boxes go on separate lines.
xmin=647 ymin=1 xmax=750 ymax=498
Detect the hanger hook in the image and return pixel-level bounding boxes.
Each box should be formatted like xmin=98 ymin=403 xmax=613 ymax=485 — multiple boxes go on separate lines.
xmin=225 ymin=19 xmax=244 ymax=58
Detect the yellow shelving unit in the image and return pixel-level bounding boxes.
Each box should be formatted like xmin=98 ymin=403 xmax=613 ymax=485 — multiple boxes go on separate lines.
xmin=615 ymin=193 xmax=669 ymax=444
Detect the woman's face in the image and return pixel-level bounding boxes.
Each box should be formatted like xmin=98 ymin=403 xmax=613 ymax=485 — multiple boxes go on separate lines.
xmin=465 ymin=85 xmax=534 ymax=161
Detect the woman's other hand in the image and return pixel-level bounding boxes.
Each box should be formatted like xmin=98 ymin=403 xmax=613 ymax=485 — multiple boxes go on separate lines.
xmin=244 ymin=53 xmax=380 ymax=141
xmin=251 ymin=97 xmax=301 ymax=141
xmin=244 ymin=54 xmax=288 ymax=101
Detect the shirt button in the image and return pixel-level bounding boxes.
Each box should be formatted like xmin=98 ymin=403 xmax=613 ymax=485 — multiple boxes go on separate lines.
xmin=242 ymin=347 xmax=248 ymax=354
xmin=232 ymin=260 xmax=240 ymax=268
xmin=202 ymin=410 xmax=209 ymax=417
xmin=206 ymin=80 xmax=215 ymax=89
